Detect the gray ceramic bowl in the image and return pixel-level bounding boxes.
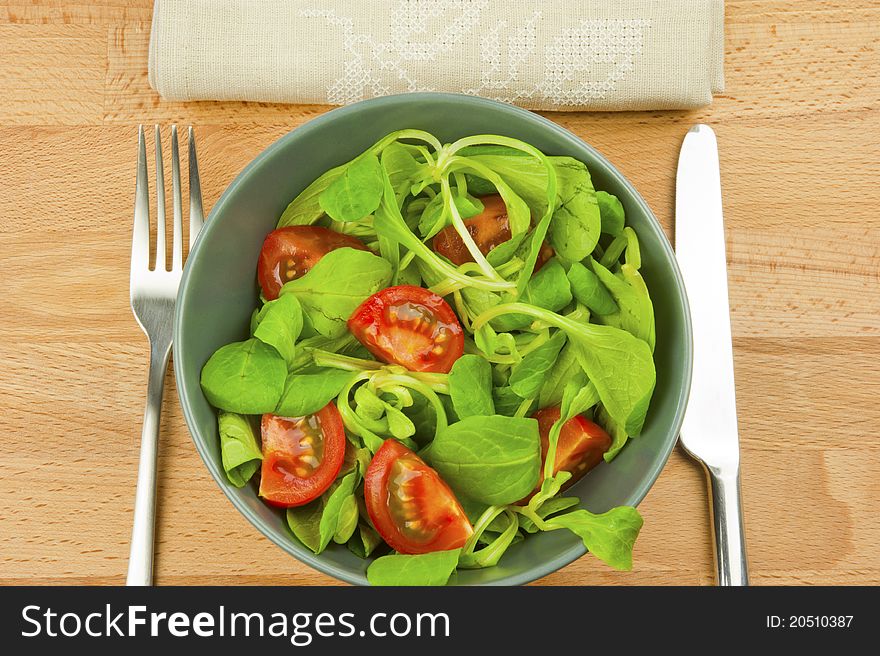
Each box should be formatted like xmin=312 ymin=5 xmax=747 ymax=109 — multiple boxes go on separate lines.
xmin=174 ymin=93 xmax=692 ymax=585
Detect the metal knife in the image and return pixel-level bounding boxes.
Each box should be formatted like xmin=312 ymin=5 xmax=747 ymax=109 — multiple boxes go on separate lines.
xmin=675 ymin=124 xmax=749 ymax=586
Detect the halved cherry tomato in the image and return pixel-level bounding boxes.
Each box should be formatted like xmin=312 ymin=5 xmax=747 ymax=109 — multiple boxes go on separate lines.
xmin=257 ymin=226 xmax=368 ymax=300
xmin=532 ymin=406 xmax=612 ymax=492
xmin=258 ymin=404 xmax=346 ymax=508
xmin=432 ymin=194 xmax=554 ymax=269
xmin=433 ymin=195 xmax=512 ymax=266
xmin=364 ymin=439 xmax=473 ymax=554
xmin=347 ymin=285 xmax=464 ymax=373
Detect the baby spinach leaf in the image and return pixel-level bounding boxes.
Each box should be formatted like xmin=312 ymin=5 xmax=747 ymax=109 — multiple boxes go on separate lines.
xmin=353 ymin=384 xmax=417 ymax=440
xmin=597 ymin=404 xmax=629 ymax=462
xmin=599 ymin=232 xmax=628 ymax=269
xmin=520 ymin=257 xmax=572 ymax=309
xmin=545 ymin=506 xmax=643 ymax=571
xmin=217 ymin=412 xmax=262 ymax=488
xmin=397 ymin=259 xmax=423 ymax=287
xmin=537 ymin=341 xmax=581 ymax=408
xmin=460 ymin=287 xmax=502 ymax=329
xmin=380 ymin=142 xmax=428 ymax=200
xmin=591 ymin=259 xmax=656 ymax=351
xmin=287 ymin=332 xmax=359 ymax=372
xmin=401 ymin=390 xmax=440 ymax=445
xmin=569 ymin=330 xmax=653 ymax=436
xmin=448 ymin=354 xmax=495 ymax=418
xmin=319 ymin=153 xmax=384 ymax=222
xmin=333 ymin=493 xmax=360 ymax=545
xmin=249 ymin=307 xmax=262 ymax=336
xmin=200 ymin=338 xmax=287 ymax=414
xmin=286 ymin=500 xmax=324 ymax=553
xmin=596 ymin=191 xmax=625 ymax=236
xmin=623 ymin=226 xmax=642 ymax=269
xmin=567 ymin=261 xmax=618 ymax=316
xmin=485 ymin=232 xmax=527 ymax=267
xmin=490 ymin=361 xmax=510 ymax=387
xmin=509 ymin=331 xmax=567 ymax=399
xmin=277 ymin=164 xmax=347 ymax=228
xmin=384 ymin=404 xmax=416 ymax=440
xmin=493 ymin=386 xmax=535 ymax=417
xmin=353 ymin=384 xmax=387 ymax=420
xmin=458 ymin=496 xmax=492 ymax=526
xmin=279 ymin=248 xmax=392 ymax=337
xmin=416 ymin=194 xmax=445 ymax=238
xmin=366 ymin=548 xmax=462 ymax=586
xmin=563 ymin=378 xmax=600 ymax=419
xmin=493 ymin=258 xmax=572 ymax=331
xmin=274 ymin=370 xmax=354 ymax=417
xmin=547 ymin=159 xmax=601 ymax=262
xmin=465 ymin=176 xmax=497 ymax=196
xmin=252 ymin=293 xmax=303 ymax=366
xmin=317 ymin=470 xmax=359 ymax=553
xmin=377 ymin=232 xmax=400 ymax=286
xmin=347 ymin=521 xmax=384 ymax=559
xmin=428 ymin=415 xmax=540 ymax=506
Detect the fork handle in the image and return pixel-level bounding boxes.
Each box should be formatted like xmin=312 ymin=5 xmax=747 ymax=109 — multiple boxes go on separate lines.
xmin=126 ymin=340 xmax=171 ymax=586
xmin=706 ymin=466 xmax=749 ymax=586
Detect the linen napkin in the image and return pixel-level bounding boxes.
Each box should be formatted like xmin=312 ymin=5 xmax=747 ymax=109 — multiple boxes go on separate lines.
xmin=148 ymin=0 xmax=724 ymax=111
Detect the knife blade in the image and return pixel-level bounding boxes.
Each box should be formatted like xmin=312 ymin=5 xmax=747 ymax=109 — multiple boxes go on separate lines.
xmin=675 ymin=124 xmax=749 ymax=586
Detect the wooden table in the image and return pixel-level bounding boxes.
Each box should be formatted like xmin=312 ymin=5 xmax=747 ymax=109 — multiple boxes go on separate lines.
xmin=1 ymin=1 xmax=878 ymax=586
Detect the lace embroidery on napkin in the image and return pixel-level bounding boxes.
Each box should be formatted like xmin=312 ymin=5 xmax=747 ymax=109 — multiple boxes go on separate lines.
xmin=300 ymin=1 xmax=651 ymax=107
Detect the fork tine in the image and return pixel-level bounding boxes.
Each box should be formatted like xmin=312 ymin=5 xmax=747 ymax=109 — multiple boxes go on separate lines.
xmin=171 ymin=125 xmax=184 ymax=271
xmin=188 ymin=126 xmax=205 ymax=247
xmin=131 ymin=125 xmax=150 ymax=276
xmin=153 ymin=126 xmax=166 ymax=272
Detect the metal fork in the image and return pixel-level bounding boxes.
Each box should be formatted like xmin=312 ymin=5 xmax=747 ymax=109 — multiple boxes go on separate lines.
xmin=127 ymin=125 xmax=204 ymax=586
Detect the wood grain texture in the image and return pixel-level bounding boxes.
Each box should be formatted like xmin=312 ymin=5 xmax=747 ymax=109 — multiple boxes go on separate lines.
xmin=0 ymin=0 xmax=878 ymax=586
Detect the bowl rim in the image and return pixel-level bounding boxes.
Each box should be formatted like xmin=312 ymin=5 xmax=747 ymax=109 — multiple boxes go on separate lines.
xmin=174 ymin=92 xmax=693 ymax=586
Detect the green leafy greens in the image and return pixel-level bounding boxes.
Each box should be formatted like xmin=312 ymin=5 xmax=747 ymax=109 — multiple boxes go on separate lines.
xmin=427 ymin=415 xmax=541 ymax=506
xmin=279 ymin=248 xmax=392 ymax=337
xmin=367 ymin=549 xmax=462 ymax=586
xmin=217 ymin=412 xmax=262 ymax=487
xmin=200 ymin=128 xmax=658 ymax=586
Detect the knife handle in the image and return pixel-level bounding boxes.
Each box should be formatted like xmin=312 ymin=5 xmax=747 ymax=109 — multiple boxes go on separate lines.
xmin=706 ymin=466 xmax=749 ymax=586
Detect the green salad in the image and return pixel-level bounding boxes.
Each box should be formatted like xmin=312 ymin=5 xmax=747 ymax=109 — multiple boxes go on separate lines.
xmin=199 ymin=129 xmax=656 ymax=585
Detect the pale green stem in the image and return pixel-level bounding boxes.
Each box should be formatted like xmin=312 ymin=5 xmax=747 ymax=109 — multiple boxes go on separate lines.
xmin=440 ymin=176 xmax=503 ymax=282
xmin=514 ymin=398 xmax=534 ymax=418
xmin=462 ymin=505 xmax=505 ymax=555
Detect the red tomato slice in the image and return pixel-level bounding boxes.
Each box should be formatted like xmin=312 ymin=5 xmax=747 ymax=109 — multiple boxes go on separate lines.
xmin=432 ymin=194 xmax=553 ymax=270
xmin=433 ymin=194 xmax=512 ymax=266
xmin=347 ymin=285 xmax=464 ymax=373
xmin=533 ymin=406 xmax=612 ymax=490
xmin=257 ymin=226 xmax=368 ymax=300
xmin=364 ymin=439 xmax=473 ymax=555
xmin=258 ymin=404 xmax=346 ymax=508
